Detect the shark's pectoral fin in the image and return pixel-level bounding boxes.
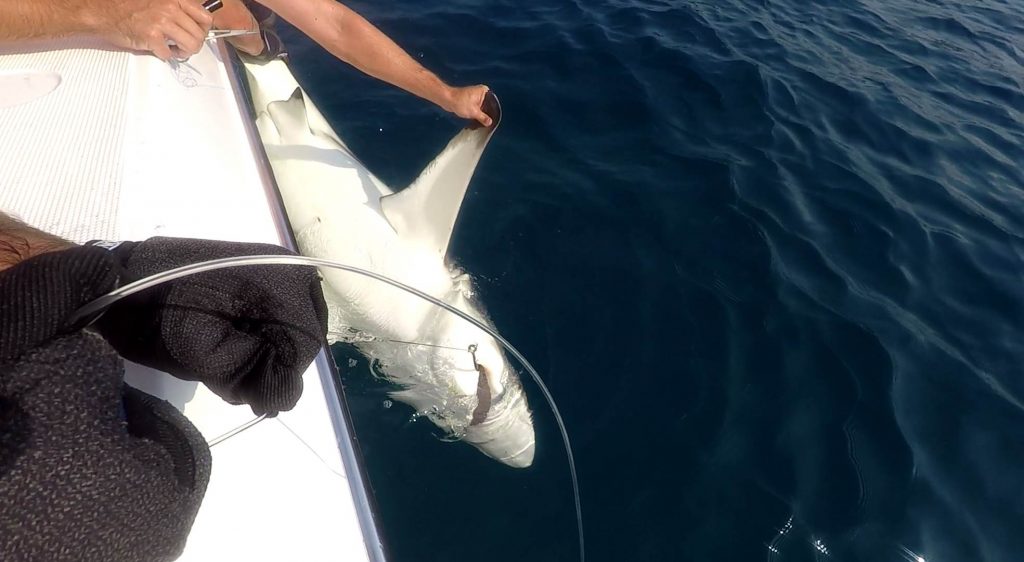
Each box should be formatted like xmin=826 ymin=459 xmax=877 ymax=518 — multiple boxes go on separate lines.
xmin=266 ymin=88 xmax=314 ymax=145
xmin=380 ymin=92 xmax=502 ymax=260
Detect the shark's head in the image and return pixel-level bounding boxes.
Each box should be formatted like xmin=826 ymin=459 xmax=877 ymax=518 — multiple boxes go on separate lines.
xmin=362 ymin=291 xmax=535 ymax=468
xmin=459 ymin=346 xmax=535 ymax=468
xmin=424 ymin=294 xmax=535 ymax=468
xmin=463 ymin=382 xmax=535 ymax=467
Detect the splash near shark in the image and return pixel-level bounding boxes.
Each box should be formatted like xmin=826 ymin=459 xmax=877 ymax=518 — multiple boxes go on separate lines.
xmin=243 ymin=59 xmax=536 ymax=468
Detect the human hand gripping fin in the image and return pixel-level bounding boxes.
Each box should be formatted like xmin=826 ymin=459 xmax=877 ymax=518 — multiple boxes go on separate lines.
xmin=446 ymin=84 xmax=495 ymax=128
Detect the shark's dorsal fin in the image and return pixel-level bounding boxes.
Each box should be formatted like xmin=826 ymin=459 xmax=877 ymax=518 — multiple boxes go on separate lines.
xmin=380 ymin=93 xmax=501 ymax=260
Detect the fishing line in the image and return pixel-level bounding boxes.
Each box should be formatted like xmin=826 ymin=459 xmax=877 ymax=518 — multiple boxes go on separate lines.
xmin=71 ymin=254 xmax=585 ymax=562
xmin=327 ymin=329 xmax=467 ymax=352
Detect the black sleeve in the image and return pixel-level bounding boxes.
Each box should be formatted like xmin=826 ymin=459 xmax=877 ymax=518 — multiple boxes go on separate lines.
xmin=0 ymin=248 xmax=211 ymax=561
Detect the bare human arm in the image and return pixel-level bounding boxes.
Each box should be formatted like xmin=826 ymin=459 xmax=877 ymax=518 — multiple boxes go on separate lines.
xmin=0 ymin=213 xmax=73 ymax=274
xmin=0 ymin=0 xmax=214 ymax=61
xmin=255 ymin=0 xmax=493 ymax=126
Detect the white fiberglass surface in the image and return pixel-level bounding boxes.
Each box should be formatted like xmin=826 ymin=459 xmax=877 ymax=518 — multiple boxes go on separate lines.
xmin=0 ymin=39 xmax=129 ymax=241
xmin=0 ymin=69 xmax=61 ymax=109
xmin=0 ymin=40 xmax=369 ymax=562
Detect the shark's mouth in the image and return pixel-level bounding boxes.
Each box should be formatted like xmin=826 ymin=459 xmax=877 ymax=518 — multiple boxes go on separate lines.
xmin=469 ymin=364 xmax=492 ymax=426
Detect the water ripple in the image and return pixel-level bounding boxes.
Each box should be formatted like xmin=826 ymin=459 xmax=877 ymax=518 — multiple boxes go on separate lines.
xmin=283 ymin=0 xmax=1024 ymax=559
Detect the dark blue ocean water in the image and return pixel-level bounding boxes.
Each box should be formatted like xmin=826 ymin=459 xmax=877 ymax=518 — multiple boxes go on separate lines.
xmin=279 ymin=1 xmax=1024 ymax=560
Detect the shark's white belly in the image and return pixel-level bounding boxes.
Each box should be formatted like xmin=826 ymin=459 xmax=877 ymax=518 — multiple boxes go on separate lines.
xmin=259 ymin=124 xmax=449 ymax=344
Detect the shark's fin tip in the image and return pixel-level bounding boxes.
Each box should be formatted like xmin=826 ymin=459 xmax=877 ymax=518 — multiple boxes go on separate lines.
xmin=380 ymin=95 xmax=500 ymax=259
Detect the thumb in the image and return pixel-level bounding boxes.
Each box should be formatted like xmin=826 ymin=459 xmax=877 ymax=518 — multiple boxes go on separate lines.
xmin=473 ymin=107 xmax=493 ymax=128
xmin=148 ymin=36 xmax=174 ymax=62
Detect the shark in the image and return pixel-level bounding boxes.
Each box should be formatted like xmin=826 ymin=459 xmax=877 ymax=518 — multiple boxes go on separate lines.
xmin=243 ymin=60 xmax=536 ymax=468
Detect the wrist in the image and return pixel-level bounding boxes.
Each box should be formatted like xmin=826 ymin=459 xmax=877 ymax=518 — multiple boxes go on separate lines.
xmin=440 ymin=85 xmax=458 ymax=113
xmin=0 ymin=239 xmax=73 ymax=273
xmin=0 ymin=216 xmax=75 ymax=273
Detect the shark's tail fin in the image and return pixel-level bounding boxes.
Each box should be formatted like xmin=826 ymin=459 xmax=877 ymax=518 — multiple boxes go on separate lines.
xmin=379 ymin=93 xmax=502 ymax=261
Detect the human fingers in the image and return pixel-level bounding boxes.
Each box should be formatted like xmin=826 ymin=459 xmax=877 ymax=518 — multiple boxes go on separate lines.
xmin=161 ymin=0 xmax=215 ymax=59
xmin=172 ymin=3 xmax=210 ymax=47
xmin=180 ymin=0 xmax=216 ymax=32
xmin=464 ymin=85 xmax=493 ymax=126
xmin=144 ymin=29 xmax=175 ymax=61
xmin=470 ymin=105 xmax=493 ymax=128
xmin=163 ymin=20 xmax=204 ymax=57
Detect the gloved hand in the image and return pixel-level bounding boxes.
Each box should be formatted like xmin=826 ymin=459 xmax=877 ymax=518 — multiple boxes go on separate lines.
xmin=96 ymin=237 xmax=328 ymax=415
xmin=0 ymin=247 xmax=211 ymax=562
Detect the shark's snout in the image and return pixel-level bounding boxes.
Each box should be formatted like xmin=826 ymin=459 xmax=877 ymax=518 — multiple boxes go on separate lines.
xmin=493 ymin=415 xmax=536 ymax=468
xmin=464 ymin=388 xmax=535 ymax=468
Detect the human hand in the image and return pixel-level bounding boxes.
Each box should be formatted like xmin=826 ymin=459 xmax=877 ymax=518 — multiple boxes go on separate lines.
xmin=88 ymin=0 xmax=215 ymax=61
xmin=445 ymin=84 xmax=494 ymax=127
xmin=0 ymin=248 xmax=210 ymax=560
xmin=215 ymin=0 xmax=265 ymax=56
xmin=96 ymin=238 xmax=329 ymax=415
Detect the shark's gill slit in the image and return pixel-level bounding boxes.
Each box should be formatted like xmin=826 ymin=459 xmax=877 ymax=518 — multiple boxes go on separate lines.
xmin=71 ymin=255 xmax=585 ymax=562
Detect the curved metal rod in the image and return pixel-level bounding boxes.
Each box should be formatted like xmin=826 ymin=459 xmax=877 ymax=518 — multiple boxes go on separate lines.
xmin=208 ymin=414 xmax=268 ymax=447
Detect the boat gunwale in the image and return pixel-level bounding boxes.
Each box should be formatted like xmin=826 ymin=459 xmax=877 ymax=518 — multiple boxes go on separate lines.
xmin=219 ymin=42 xmax=389 ymax=562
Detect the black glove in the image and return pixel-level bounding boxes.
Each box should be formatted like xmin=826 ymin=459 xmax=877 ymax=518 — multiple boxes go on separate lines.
xmin=0 ymin=246 xmax=119 ymax=362
xmin=96 ymin=237 xmax=329 ymax=415
xmin=0 ymin=248 xmax=211 ymax=562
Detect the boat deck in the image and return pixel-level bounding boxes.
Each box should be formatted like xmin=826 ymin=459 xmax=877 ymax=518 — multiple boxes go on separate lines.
xmin=0 ymin=38 xmax=382 ymax=561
